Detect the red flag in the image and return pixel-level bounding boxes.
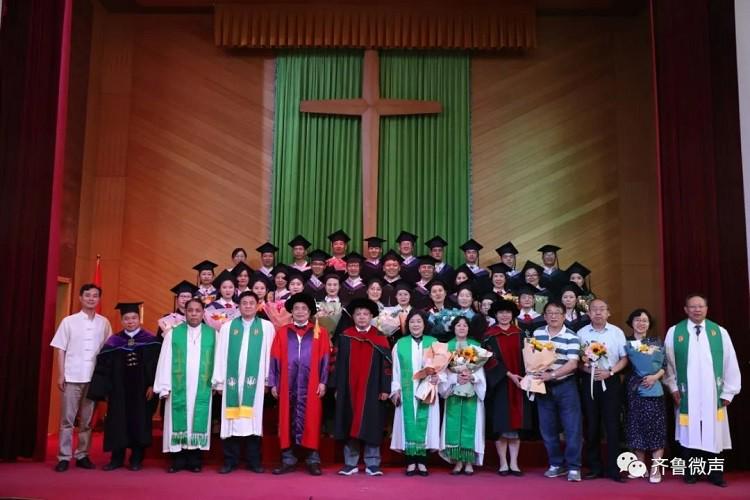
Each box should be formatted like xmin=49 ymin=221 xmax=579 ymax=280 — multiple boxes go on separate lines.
xmin=93 ymin=254 xmax=102 ymax=313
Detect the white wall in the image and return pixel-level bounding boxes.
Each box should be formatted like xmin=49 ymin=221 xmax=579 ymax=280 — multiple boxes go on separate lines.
xmin=735 ymin=0 xmax=750 ymax=286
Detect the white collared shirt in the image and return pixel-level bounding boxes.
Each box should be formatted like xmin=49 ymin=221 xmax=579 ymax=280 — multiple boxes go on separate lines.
xmin=50 ymin=311 xmax=113 ymax=383
xmin=577 ymin=322 xmax=627 ymax=366
xmin=124 ymin=328 xmax=140 ymax=338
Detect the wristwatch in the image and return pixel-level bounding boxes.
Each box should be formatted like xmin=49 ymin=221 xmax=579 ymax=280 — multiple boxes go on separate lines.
xmin=609 ymin=369 xmax=615 ymax=377
xmin=551 ymin=370 xmax=558 ymax=379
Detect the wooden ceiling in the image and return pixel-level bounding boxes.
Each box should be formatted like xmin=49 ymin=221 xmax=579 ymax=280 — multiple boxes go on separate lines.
xmin=99 ymin=0 xmax=647 ymax=16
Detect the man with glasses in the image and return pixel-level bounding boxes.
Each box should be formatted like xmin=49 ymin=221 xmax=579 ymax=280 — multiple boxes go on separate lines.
xmin=577 ymin=299 xmax=628 ymax=482
xmin=664 ymin=294 xmax=741 ymax=487
xmin=532 ymin=301 xmax=583 ymax=482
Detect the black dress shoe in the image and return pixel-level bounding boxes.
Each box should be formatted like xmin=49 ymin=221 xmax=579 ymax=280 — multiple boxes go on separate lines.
xmin=246 ymin=464 xmax=264 ymax=473
xmin=54 ymin=460 xmax=69 ymax=472
xmin=189 ymin=466 xmax=202 ymax=473
xmin=610 ymin=475 xmax=625 ymax=483
xmin=709 ymin=477 xmax=727 ymax=488
xmin=167 ymin=466 xmax=180 ymax=473
xmin=128 ymin=463 xmax=143 ymax=471
xmin=76 ymin=457 xmax=95 ymax=469
xmin=218 ymin=463 xmax=236 ymax=474
xmin=417 ymin=467 xmax=429 ymax=477
xmin=405 ymin=467 xmax=417 ymax=477
xmin=684 ymin=475 xmax=698 ymax=484
xmin=272 ymin=463 xmax=296 ymax=475
xmin=497 ymin=468 xmax=510 ymax=476
xmin=510 ymin=469 xmax=523 ymax=477
xmin=307 ymin=463 xmax=322 ymax=476
xmin=583 ymin=471 xmax=602 ymax=480
xmin=102 ymin=462 xmax=123 ymax=471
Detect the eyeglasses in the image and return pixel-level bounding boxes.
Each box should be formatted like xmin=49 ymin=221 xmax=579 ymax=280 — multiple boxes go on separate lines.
xmin=544 ymin=312 xmax=563 ymax=317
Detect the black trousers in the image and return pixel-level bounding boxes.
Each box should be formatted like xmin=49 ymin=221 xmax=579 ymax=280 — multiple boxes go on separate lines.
xmin=171 ymin=449 xmax=202 ymax=469
xmin=582 ymin=375 xmax=623 ymax=477
xmin=683 ymin=447 xmax=725 ymax=483
xmin=111 ymin=446 xmax=145 ymax=466
xmin=405 ymin=454 xmax=427 ymax=466
xmin=222 ymin=435 xmax=262 ymax=468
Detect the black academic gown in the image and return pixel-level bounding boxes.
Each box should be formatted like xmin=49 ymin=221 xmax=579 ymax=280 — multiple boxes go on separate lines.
xmin=564 ymin=313 xmax=591 ymax=333
xmin=87 ymin=330 xmax=161 ymax=452
xmin=516 ymin=313 xmax=547 ymax=338
xmin=304 ymin=276 xmax=327 ymax=301
xmin=329 ymin=327 xmax=392 ymax=446
xmin=361 ymin=260 xmax=383 ymax=283
xmin=399 ymin=257 xmax=420 ymax=286
xmin=541 ymin=269 xmax=566 ymax=297
xmin=412 ymin=283 xmax=432 ymax=310
xmin=434 ymin=263 xmax=456 ymax=287
xmin=339 ymin=278 xmax=367 ymax=307
xmin=381 ymin=278 xmax=402 ymax=307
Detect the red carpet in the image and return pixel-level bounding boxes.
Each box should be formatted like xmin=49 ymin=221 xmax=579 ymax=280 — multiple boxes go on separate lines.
xmin=0 ymin=434 xmax=748 ymax=499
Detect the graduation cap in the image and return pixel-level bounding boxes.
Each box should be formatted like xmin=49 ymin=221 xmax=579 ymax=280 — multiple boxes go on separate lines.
xmin=459 ymin=239 xmax=484 ymax=252
xmin=424 ymin=235 xmax=448 ymax=249
xmin=255 ymin=242 xmax=278 ymax=254
xmin=537 ymin=244 xmax=561 ymax=254
xmin=488 ymin=262 xmax=512 ymax=275
xmin=323 ymin=272 xmax=342 ymax=282
xmin=480 ymin=292 xmax=498 ymax=302
xmin=455 ymin=281 xmax=476 ymax=296
xmin=364 ymin=236 xmax=386 ymax=248
xmin=395 ymin=231 xmax=418 ymax=243
xmin=170 ymin=280 xmax=199 ymax=296
xmin=344 ymin=252 xmax=365 ymax=263
xmin=489 ymin=299 xmax=519 ymax=318
xmin=394 ymin=281 xmax=413 ymax=294
xmin=271 ymin=264 xmax=290 ymax=277
xmin=418 ymin=255 xmax=437 ymax=266
xmin=284 ymin=293 xmax=317 ymax=314
xmin=565 ymin=261 xmax=591 ymax=278
xmin=288 ymin=234 xmax=311 ymax=249
xmin=115 ymin=302 xmax=142 ymax=316
xmin=308 ymin=249 xmax=331 ymax=263
xmin=230 ymin=262 xmax=253 ymax=277
xmin=192 ymin=260 xmax=217 ymax=272
xmin=212 ymin=269 xmax=237 ymax=289
xmin=495 ymin=241 xmax=519 ymax=256
xmin=521 ymin=260 xmax=544 ymax=276
xmin=560 ymin=283 xmax=585 ymax=297
xmin=346 ymin=297 xmax=379 ymax=317
xmin=327 ymin=229 xmax=351 ymax=243
xmin=382 ymin=250 xmax=404 ymax=264
xmin=249 ymin=272 xmax=272 ymax=287
xmin=516 ymin=284 xmax=538 ymax=297
xmin=454 ymin=264 xmax=476 ymax=281
xmin=426 ymin=279 xmax=449 ymax=290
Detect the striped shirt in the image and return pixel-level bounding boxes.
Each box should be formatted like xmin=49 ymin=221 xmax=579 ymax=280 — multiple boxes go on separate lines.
xmin=533 ymin=326 xmax=580 ymax=380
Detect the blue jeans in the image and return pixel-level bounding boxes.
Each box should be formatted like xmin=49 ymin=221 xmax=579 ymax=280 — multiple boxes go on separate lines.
xmin=536 ymin=377 xmax=583 ymax=470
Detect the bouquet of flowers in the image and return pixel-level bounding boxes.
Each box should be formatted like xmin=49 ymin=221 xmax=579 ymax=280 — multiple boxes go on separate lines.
xmin=448 ymin=343 xmax=493 ymax=398
xmin=520 ymin=338 xmax=557 ymax=399
xmin=264 ymin=300 xmax=292 ymax=330
xmin=315 ymin=301 xmax=342 ymax=333
xmin=371 ymin=308 xmax=403 ymax=337
xmin=625 ymin=340 xmax=665 ymax=397
xmin=427 ymin=308 xmax=463 ymax=336
xmin=582 ymin=341 xmax=609 ymax=398
xmin=412 ymin=342 xmax=452 ymax=404
xmin=203 ymin=305 xmax=241 ymax=331
xmin=157 ymin=312 xmax=185 ymax=334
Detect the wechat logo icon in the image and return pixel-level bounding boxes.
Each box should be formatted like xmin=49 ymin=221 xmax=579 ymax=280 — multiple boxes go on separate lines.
xmin=617 ymin=451 xmax=647 ymax=478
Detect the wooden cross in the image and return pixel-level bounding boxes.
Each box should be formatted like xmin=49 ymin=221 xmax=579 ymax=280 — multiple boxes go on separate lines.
xmin=300 ymin=50 xmax=442 ymax=239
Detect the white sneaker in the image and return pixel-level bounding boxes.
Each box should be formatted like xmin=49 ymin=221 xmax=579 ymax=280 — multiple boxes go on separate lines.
xmin=567 ymin=470 xmax=582 ymax=482
xmin=544 ymin=465 xmax=567 ymax=478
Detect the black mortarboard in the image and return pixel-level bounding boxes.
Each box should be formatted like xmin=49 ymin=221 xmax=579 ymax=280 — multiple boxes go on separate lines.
xmin=565 ymin=261 xmax=591 ymax=278
xmin=418 ymin=255 xmax=437 ymax=266
xmin=115 ymin=302 xmax=142 ymax=316
xmin=346 ymin=298 xmax=379 ymax=317
xmin=395 ymin=231 xmax=417 ymax=243
xmin=459 ymin=239 xmax=483 ymax=252
xmin=323 ymin=272 xmax=341 ymax=282
xmin=480 ymin=292 xmax=498 ymax=302
xmin=344 ymin=252 xmax=365 ymax=263
xmin=560 ymin=283 xmax=585 ymax=297
xmin=455 ymin=282 xmax=476 ymax=296
xmin=364 ymin=236 xmax=386 ymax=248
xmin=424 ymin=235 xmax=448 ymax=249
xmin=287 ymin=269 xmax=305 ymax=283
xmin=288 ymin=235 xmax=311 ymax=249
xmin=454 ymin=264 xmax=476 ymax=281
xmin=488 ymin=262 xmax=512 ymax=275
xmin=426 ymin=279 xmax=448 ymax=290
xmin=192 ymin=260 xmax=217 ymax=272
xmin=170 ymin=280 xmax=199 ymax=296
xmin=537 ymin=244 xmax=561 ymax=254
xmin=212 ymin=269 xmax=237 ymax=289
xmin=489 ymin=299 xmax=519 ymax=318
xmin=382 ymin=250 xmax=403 ymax=264
xmin=308 ymin=249 xmax=331 ymax=263
xmin=255 ymin=242 xmax=278 ymax=254
xmin=495 ymin=241 xmax=519 ymax=256
xmin=516 ymin=284 xmax=538 ymax=297
xmin=271 ymin=264 xmax=289 ymax=277
xmin=249 ymin=272 xmax=271 ymax=287
xmin=394 ymin=281 xmax=413 ymax=293
xmin=230 ymin=262 xmax=253 ymax=277
xmin=327 ymin=229 xmax=350 ymax=243
xmin=521 ymin=260 xmax=545 ymax=276
xmin=284 ymin=293 xmax=317 ymax=314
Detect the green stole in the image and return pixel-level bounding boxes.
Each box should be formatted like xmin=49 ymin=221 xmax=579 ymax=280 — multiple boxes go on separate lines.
xmin=673 ymin=319 xmax=725 ymax=426
xmin=225 ymin=317 xmax=264 ymax=419
xmin=444 ymin=337 xmax=480 ymax=463
xmin=397 ymin=335 xmax=436 ymax=456
xmin=170 ymin=323 xmax=215 ymax=447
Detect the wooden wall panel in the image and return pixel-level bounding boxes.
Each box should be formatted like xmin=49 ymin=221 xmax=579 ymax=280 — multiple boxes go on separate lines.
xmin=471 ymin=14 xmax=661 ymax=323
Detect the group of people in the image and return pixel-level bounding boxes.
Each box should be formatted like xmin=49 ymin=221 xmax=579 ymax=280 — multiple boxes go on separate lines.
xmin=49 ymin=230 xmax=741 ymax=488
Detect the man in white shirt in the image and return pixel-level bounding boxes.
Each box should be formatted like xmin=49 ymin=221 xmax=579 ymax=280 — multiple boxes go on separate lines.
xmin=664 ymin=294 xmax=741 ymax=487
xmin=49 ymin=283 xmax=112 ymax=472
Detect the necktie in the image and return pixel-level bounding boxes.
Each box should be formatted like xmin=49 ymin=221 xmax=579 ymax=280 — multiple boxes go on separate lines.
xmin=524 ymin=313 xmax=532 ymax=322
xmin=695 ymin=325 xmax=702 ymax=337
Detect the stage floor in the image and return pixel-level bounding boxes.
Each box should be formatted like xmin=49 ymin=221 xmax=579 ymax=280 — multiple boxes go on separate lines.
xmin=0 ymin=434 xmax=748 ymax=499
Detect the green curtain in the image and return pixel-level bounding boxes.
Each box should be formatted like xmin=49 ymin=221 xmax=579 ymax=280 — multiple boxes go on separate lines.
xmin=378 ymin=51 xmax=470 ymax=264
xmin=271 ymin=50 xmax=363 ymax=263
